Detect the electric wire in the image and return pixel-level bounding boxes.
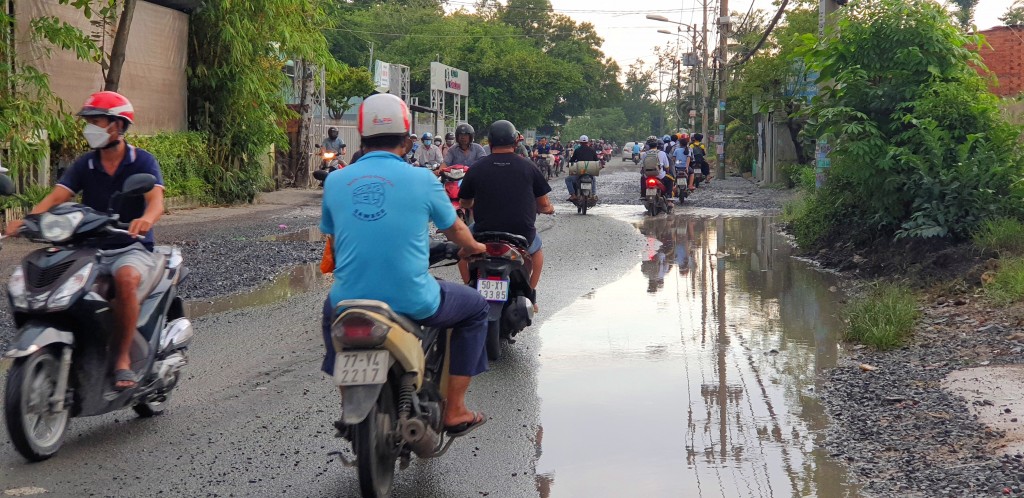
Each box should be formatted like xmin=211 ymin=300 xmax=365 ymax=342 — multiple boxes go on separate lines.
xmin=731 ymin=0 xmax=789 ymax=67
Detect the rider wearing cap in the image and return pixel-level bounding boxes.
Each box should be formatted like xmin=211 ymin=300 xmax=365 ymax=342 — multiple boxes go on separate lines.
xmin=5 ymin=91 xmax=166 ymax=391
xmin=565 ymin=135 xmax=601 ymax=201
xmin=319 ymin=94 xmax=490 ymax=435
xmin=442 ymin=123 xmax=488 ymax=168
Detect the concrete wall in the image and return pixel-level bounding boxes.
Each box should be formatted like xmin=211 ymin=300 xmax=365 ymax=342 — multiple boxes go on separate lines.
xmin=14 ymin=0 xmax=189 ymax=134
xmin=976 ymin=26 xmax=1024 ymax=98
xmin=755 ymin=111 xmax=799 ymax=184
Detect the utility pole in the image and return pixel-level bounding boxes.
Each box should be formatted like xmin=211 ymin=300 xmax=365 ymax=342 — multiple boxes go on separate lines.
xmin=815 ymin=0 xmax=842 ymax=187
xmin=716 ymin=0 xmax=730 ymax=179
xmin=701 ymin=0 xmax=709 ymax=143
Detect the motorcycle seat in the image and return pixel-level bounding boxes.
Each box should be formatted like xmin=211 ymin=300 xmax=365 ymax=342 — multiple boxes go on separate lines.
xmin=474 ymin=231 xmax=529 ymax=249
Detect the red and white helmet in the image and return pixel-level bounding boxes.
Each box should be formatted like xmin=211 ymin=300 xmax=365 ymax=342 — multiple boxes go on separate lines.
xmin=78 ymin=91 xmax=135 ymax=124
xmin=358 ymin=94 xmax=411 ymax=138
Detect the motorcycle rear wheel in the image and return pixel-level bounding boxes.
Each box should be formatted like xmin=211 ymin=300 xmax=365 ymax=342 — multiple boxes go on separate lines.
xmin=355 ymin=383 xmax=399 ymax=498
xmin=4 ymin=349 xmax=70 ymax=462
xmin=485 ymin=320 xmax=502 ymax=361
xmin=581 ymin=197 xmax=589 ymax=215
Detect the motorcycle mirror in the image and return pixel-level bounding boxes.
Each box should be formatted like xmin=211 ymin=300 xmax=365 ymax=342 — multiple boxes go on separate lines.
xmin=121 ymin=173 xmax=157 ymax=197
xmin=0 ymin=175 xmax=15 ymax=196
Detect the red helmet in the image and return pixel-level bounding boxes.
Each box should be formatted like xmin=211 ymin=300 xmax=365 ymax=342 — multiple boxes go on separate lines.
xmin=680 ymin=133 xmax=690 ymax=141
xmin=78 ymin=91 xmax=135 ymax=124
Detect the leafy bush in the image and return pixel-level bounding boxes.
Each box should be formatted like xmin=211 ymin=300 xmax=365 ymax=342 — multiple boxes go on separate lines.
xmin=986 ymin=257 xmax=1024 ymax=304
xmin=14 ymin=185 xmax=52 ymax=208
xmin=779 ymin=162 xmax=816 ymax=189
xmin=973 ymin=217 xmax=1024 ymax=255
xmin=130 ymin=132 xmax=214 ymax=202
xmin=793 ymin=0 xmax=1024 ymax=248
xmin=845 ymin=283 xmax=919 ymax=350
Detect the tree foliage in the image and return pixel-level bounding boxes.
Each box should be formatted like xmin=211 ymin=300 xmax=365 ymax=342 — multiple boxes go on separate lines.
xmin=324 ymin=0 xmax=620 ymax=132
xmin=189 ymin=0 xmax=340 ymax=202
xmin=1001 ymin=0 xmax=1024 ymax=26
xmin=792 ymin=0 xmax=1024 ymax=246
xmin=0 ymin=8 xmax=101 ymax=180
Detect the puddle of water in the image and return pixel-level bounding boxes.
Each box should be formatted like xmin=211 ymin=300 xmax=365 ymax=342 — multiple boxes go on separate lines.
xmin=534 ymin=215 xmax=859 ymax=498
xmin=262 ymin=227 xmax=325 ymax=242
xmin=184 ymin=263 xmax=329 ymax=318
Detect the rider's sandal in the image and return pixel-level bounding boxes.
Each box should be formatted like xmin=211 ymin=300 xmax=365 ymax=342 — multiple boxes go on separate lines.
xmin=113 ymin=369 xmax=137 ymax=391
xmin=445 ymin=412 xmax=487 ymax=438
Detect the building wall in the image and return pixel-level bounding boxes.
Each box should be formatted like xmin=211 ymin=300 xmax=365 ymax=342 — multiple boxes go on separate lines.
xmin=977 ymin=26 xmax=1024 ymax=98
xmin=15 ymin=0 xmax=188 ymax=134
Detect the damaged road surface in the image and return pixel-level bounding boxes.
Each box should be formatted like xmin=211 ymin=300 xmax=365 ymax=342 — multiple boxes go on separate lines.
xmin=2 ymin=177 xmax=862 ymax=496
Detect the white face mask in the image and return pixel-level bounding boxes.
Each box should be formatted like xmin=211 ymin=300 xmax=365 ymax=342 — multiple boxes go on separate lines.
xmin=83 ymin=123 xmax=114 ymax=149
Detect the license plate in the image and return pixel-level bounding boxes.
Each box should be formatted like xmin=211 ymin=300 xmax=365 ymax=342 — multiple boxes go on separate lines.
xmin=646 ymin=188 xmax=659 ymax=196
xmin=333 ymin=350 xmax=390 ymax=386
xmin=477 ymin=279 xmax=510 ymax=302
xmin=581 ymin=182 xmax=593 ymax=192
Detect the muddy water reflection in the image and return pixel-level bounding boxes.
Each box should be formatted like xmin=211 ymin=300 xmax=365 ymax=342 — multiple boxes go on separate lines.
xmin=534 ymin=215 xmax=859 ymax=498
xmin=184 ymin=263 xmax=328 ymax=318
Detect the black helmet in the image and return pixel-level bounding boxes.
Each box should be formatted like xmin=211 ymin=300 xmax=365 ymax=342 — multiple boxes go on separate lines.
xmin=692 ymin=133 xmax=703 ymax=142
xmin=487 ymin=120 xmax=518 ymax=147
xmin=445 ymin=132 xmax=455 ymax=140
xmin=327 ymin=127 xmax=338 ymax=139
xmin=455 ymin=123 xmax=474 ymax=139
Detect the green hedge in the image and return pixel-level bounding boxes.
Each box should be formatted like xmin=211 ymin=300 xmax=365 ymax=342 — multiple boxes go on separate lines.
xmin=129 ymin=132 xmax=215 ymax=203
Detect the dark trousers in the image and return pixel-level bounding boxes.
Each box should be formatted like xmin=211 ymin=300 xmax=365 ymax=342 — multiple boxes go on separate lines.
xmin=321 ymin=281 xmax=489 ymax=377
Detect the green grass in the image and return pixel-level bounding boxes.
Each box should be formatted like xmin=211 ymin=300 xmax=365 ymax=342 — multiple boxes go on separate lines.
xmin=782 ymin=196 xmax=808 ymax=224
xmin=844 ymin=283 xmax=919 ymax=350
xmin=986 ymin=257 xmax=1024 ymax=304
xmin=973 ymin=217 xmax=1024 ymax=255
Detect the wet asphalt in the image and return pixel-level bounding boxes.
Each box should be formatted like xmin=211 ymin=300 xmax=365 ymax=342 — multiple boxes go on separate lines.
xmin=0 ymin=168 xmax=649 ymax=497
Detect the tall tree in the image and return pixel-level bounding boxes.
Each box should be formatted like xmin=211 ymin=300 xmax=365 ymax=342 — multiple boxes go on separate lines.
xmin=103 ymin=0 xmax=136 ymax=91
xmin=950 ymin=0 xmax=979 ymax=28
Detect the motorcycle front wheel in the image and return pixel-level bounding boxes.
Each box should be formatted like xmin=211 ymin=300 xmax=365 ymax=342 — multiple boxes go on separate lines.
xmin=4 ymin=348 xmax=70 ymax=462
xmin=355 ymin=382 xmax=399 ymax=498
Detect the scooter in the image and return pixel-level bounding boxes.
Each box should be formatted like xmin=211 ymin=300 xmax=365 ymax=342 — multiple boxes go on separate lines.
xmin=438 ymin=164 xmax=470 ymax=223
xmin=313 ymin=151 xmax=345 ymax=186
xmin=643 ymin=174 xmax=673 ymax=217
xmin=467 ymin=232 xmax=534 ymax=361
xmin=328 ymin=242 xmax=473 ymax=498
xmin=551 ymin=151 xmax=563 ymax=176
xmin=3 ymin=173 xmax=194 ymax=461
xmin=632 ymin=152 xmax=641 ymax=165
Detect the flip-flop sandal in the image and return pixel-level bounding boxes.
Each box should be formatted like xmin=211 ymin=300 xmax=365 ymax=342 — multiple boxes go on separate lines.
xmin=113 ymin=369 xmax=138 ymax=391
xmin=444 ymin=412 xmax=487 ymax=438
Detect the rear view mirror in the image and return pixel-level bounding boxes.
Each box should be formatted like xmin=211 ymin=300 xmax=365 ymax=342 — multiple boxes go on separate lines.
xmin=121 ymin=173 xmax=156 ymax=197
xmin=0 ymin=175 xmax=15 ymax=196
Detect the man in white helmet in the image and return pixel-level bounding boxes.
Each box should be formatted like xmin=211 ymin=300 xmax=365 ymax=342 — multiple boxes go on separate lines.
xmin=319 ymin=94 xmax=490 ymax=435
xmin=565 ymin=134 xmax=600 ymax=201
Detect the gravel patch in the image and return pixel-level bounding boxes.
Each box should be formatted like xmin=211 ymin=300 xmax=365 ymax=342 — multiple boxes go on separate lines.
xmin=822 ymin=296 xmax=1024 ymax=497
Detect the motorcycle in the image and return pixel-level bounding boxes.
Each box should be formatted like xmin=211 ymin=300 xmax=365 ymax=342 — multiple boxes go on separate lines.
xmin=438 ymin=164 xmax=471 ymax=223
xmin=643 ymin=173 xmax=673 ymax=217
xmin=536 ymin=153 xmax=553 ymax=179
xmin=313 ymin=151 xmax=345 ymax=186
xmin=632 ymin=152 xmax=641 ymax=165
xmin=572 ymin=174 xmax=598 ymax=215
xmin=551 ymin=151 xmax=564 ymax=176
xmin=328 ymin=241 xmax=473 ymax=497
xmin=3 ymin=173 xmax=194 ymax=461
xmin=467 ymin=232 xmax=534 ymax=361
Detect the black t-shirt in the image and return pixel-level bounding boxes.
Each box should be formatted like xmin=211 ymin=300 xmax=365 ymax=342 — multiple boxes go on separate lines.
xmin=459 ymin=153 xmax=552 ymax=244
xmin=570 ymin=145 xmax=600 ymax=162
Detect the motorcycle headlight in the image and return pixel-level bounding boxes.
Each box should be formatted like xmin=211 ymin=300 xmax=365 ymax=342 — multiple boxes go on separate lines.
xmin=49 ymin=263 xmax=93 ymax=309
xmin=39 ymin=212 xmax=84 ymax=243
xmin=8 ymin=266 xmax=27 ymax=309
xmin=324 ymin=153 xmax=336 ymax=159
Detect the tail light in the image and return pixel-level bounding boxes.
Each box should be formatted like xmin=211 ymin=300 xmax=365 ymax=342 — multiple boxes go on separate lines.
xmin=485 ymin=242 xmax=518 ymax=260
xmin=646 ymin=177 xmax=660 ymax=187
xmin=333 ymin=314 xmax=390 ymax=348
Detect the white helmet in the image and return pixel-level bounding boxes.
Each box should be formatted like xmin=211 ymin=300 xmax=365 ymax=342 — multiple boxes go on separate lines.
xmin=579 ymin=135 xmax=589 ymax=143
xmin=358 ymin=94 xmax=411 ymax=138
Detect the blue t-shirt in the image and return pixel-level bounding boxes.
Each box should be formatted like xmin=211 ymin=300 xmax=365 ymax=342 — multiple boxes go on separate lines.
xmin=320 ymin=151 xmax=457 ymax=319
xmin=535 ymin=143 xmax=551 ymax=154
xmin=632 ymin=143 xmax=642 ymax=154
xmin=58 ymin=144 xmax=164 ymax=250
xmin=673 ymin=146 xmax=688 ymax=163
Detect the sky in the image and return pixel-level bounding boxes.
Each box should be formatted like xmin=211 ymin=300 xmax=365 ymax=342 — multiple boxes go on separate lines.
xmin=537 ymin=0 xmax=1018 ymax=72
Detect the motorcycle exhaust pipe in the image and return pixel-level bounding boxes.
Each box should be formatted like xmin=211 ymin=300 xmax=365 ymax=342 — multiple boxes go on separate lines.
xmin=399 ymin=418 xmax=442 ymax=457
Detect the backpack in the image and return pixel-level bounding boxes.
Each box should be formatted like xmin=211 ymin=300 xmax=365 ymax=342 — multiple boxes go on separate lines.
xmin=641 ymin=152 xmax=662 ymax=176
